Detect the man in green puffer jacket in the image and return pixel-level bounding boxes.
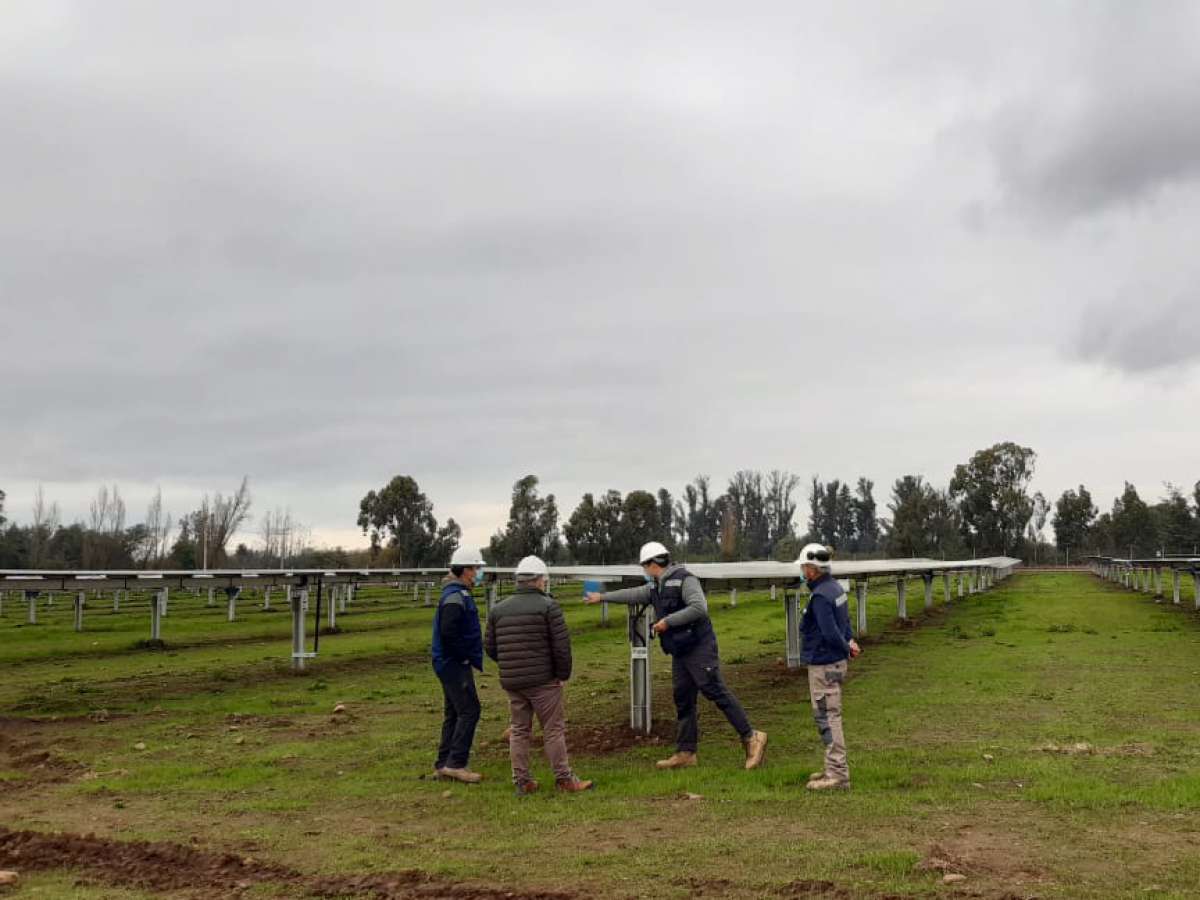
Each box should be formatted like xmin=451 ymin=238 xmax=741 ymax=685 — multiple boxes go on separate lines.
xmin=485 ymin=555 xmax=593 ymax=796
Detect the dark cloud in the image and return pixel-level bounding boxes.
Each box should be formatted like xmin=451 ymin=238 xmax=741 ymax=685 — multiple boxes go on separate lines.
xmin=1075 ymin=293 xmax=1200 ymax=374
xmin=981 ymin=2 xmax=1200 ymax=220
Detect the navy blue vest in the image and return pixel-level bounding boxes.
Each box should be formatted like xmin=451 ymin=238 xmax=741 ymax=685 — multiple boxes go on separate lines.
xmin=651 ymin=567 xmax=713 ymax=656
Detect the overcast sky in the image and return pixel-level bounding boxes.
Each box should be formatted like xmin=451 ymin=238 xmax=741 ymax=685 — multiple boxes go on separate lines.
xmin=3 ymin=2 xmax=1199 ymax=555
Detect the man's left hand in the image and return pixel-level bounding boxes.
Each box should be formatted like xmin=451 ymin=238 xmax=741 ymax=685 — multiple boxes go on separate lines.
xmin=652 ymin=619 xmax=669 ymax=635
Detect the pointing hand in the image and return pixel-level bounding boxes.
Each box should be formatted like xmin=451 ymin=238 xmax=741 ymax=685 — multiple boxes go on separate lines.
xmin=585 ymin=592 xmax=604 ymax=605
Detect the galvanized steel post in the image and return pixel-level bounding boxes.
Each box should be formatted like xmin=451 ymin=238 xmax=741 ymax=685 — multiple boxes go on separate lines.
xmin=784 ymin=587 xmax=803 ymax=669
xmin=924 ymin=574 xmax=934 ymax=610
xmin=291 ymin=588 xmax=310 ymax=671
xmin=74 ymin=590 xmax=85 ymax=632
xmin=855 ymin=580 xmax=868 ymax=635
xmin=629 ymin=604 xmax=653 ymax=735
xmin=896 ymin=578 xmax=907 ymax=620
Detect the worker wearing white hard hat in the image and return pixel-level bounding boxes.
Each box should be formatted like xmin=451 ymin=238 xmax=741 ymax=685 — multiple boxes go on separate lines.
xmin=430 ymin=546 xmax=487 ymax=784
xmin=797 ymin=543 xmax=861 ymax=791
xmin=586 ymin=541 xmax=768 ymax=771
xmin=485 ymin=555 xmax=592 ymax=795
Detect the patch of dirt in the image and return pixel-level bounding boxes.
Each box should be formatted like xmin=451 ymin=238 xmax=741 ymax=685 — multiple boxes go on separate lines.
xmin=567 ymin=720 xmax=674 ymax=753
xmin=674 ymin=875 xmax=738 ymax=895
xmin=772 ymin=883 xmax=859 ymax=897
xmin=0 ymin=827 xmax=577 ymax=899
xmin=920 ymin=829 xmax=1052 ymax=893
xmin=0 ymin=729 xmax=88 ymax=785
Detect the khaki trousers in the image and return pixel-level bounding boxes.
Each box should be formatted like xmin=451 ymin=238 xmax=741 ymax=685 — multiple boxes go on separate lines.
xmin=507 ymin=681 xmax=572 ymax=783
xmin=808 ymin=660 xmax=849 ymax=783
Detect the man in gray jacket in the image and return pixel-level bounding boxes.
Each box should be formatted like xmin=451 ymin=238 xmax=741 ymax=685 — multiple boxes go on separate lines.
xmin=485 ymin=555 xmax=593 ymax=796
xmin=586 ymin=541 xmax=767 ymax=770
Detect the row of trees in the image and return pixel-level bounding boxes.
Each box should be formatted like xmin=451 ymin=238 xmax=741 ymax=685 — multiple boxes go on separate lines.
xmin=0 ymin=478 xmax=308 ymax=570
xmin=357 ymin=443 xmax=1044 ymax=566
xmin=10 ymin=442 xmax=1199 ymax=571
xmin=1052 ymin=481 xmax=1200 ymax=560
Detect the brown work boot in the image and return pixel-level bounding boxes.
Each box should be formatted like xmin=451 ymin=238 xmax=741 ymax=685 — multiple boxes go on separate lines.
xmin=806 ymin=775 xmax=849 ymax=791
xmin=513 ymin=779 xmax=539 ymax=797
xmin=743 ymin=730 xmax=768 ymax=770
xmin=809 ymin=771 xmax=825 ymax=782
xmin=440 ymin=767 xmax=483 ymax=784
xmin=556 ymin=776 xmax=594 ymax=793
xmin=655 ymin=751 xmax=698 ymax=769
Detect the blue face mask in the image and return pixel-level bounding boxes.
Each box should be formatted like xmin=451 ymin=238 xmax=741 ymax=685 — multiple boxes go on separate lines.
xmin=474 ymin=569 xmax=486 ymax=586
xmin=643 ymin=574 xmax=655 ymax=584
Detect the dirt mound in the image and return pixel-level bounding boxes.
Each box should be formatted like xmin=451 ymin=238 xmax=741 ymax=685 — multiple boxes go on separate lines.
xmin=0 ymin=827 xmax=576 ymax=899
xmin=0 ymin=729 xmax=87 ymax=785
xmin=569 ymin=720 xmax=674 ymax=753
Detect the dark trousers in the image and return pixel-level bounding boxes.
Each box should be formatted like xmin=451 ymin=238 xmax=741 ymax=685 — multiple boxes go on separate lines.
xmin=671 ymin=636 xmax=753 ymax=752
xmin=435 ymin=662 xmax=481 ymax=769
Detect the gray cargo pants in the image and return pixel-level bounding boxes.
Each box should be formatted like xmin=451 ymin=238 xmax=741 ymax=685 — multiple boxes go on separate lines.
xmin=808 ymin=659 xmax=849 ymax=784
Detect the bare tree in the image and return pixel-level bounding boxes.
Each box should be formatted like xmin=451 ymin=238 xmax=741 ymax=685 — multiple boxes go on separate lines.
xmin=260 ymin=506 xmax=301 ymax=566
xmin=197 ymin=476 xmax=252 ymax=567
xmin=139 ymin=487 xmax=173 ymax=568
xmin=29 ymin=484 xmax=60 ymax=567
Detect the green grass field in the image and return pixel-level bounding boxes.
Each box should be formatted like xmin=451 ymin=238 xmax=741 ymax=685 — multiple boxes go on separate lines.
xmin=2 ymin=571 xmax=1200 ymax=898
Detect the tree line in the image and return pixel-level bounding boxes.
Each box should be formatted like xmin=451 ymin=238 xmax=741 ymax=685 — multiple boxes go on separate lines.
xmin=0 ymin=478 xmax=364 ymax=570
xmin=6 ymin=441 xmax=1197 ymax=571
xmin=356 ymin=442 xmax=1077 ymax=566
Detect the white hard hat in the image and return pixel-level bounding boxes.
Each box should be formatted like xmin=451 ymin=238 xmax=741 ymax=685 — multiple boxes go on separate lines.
xmin=450 ymin=546 xmax=485 ymax=568
xmin=515 ymin=555 xmax=548 ymax=577
xmin=798 ymin=543 xmax=832 ymax=569
xmin=639 ymin=541 xmax=670 ymax=564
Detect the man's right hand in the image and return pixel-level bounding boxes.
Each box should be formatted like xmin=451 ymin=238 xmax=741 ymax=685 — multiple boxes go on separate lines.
xmin=584 ymin=592 xmax=604 ymax=605
xmin=849 ymin=640 xmax=862 ymax=659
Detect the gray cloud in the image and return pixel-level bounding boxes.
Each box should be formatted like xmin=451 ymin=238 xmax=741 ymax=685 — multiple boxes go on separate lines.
xmin=3 ymin=2 xmax=1200 ymax=546
xmin=1075 ymin=293 xmax=1200 ymax=373
xmin=980 ymin=2 xmax=1200 ymax=220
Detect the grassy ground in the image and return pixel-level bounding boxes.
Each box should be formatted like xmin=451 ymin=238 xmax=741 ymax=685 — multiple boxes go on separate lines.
xmin=2 ymin=571 xmax=1200 ymax=898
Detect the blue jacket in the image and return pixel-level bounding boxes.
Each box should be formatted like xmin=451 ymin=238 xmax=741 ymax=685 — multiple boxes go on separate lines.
xmin=800 ymin=573 xmax=854 ymax=665
xmin=431 ymin=581 xmax=483 ymax=675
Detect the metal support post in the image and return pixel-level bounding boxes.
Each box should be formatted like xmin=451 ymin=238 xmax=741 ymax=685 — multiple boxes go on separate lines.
xmin=958 ymin=573 xmax=966 ymax=598
xmin=328 ymin=586 xmax=338 ymax=630
xmin=1173 ymin=570 xmax=1181 ymax=605
xmin=207 ymin=587 xmax=214 ymax=607
xmin=1194 ymin=572 xmax=1200 ymax=611
xmin=151 ymin=588 xmax=165 ymax=641
xmin=629 ymin=604 xmax=653 ymax=734
xmin=113 ymin=590 xmax=121 ymax=612
xmin=943 ymin=572 xmax=953 ymax=605
xmin=487 ymin=582 xmax=498 ymax=618
xmin=424 ymin=583 xmax=431 ymax=607
xmin=227 ymin=586 xmax=240 ymax=622
xmin=924 ymin=574 xmax=934 ymax=610
xmin=896 ymin=578 xmax=907 ymax=620
xmin=1154 ymin=568 xmax=1163 ymax=599
xmin=74 ymin=591 xmax=85 ymax=632
xmin=730 ymin=587 xmax=737 ymax=608
xmin=27 ymin=591 xmax=37 ymax=624
xmin=263 ymin=587 xmax=271 ymax=610
xmin=770 ymin=584 xmax=777 ymax=602
xmin=291 ymin=588 xmax=314 ymax=671
xmin=339 ymin=585 xmax=347 ymax=613
xmin=784 ymin=588 xmax=803 ymax=669
xmin=855 ymin=580 xmax=868 ymax=635
xmin=412 ymin=582 xmax=419 ymax=603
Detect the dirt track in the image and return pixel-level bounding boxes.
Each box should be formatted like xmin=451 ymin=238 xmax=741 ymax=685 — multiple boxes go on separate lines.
xmin=0 ymin=827 xmax=577 ymax=899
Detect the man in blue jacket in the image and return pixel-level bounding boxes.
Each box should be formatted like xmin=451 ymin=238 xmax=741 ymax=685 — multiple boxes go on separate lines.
xmin=798 ymin=543 xmax=861 ymax=791
xmin=431 ymin=547 xmax=486 ymax=784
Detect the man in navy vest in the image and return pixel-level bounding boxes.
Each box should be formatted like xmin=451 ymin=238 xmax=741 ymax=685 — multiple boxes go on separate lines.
xmin=587 ymin=541 xmax=768 ymax=770
xmin=798 ymin=542 xmax=861 ymax=790
xmin=431 ymin=546 xmax=486 ymax=784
